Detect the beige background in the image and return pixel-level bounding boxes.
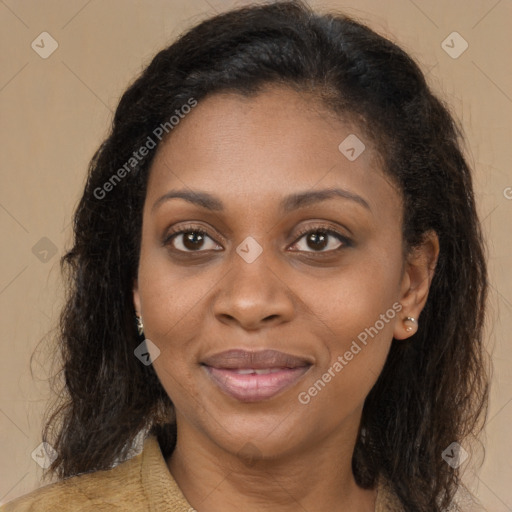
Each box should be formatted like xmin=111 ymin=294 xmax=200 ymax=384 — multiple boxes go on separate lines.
xmin=0 ymin=0 xmax=511 ymax=509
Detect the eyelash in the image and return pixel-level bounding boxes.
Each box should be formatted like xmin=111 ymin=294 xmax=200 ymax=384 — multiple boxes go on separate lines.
xmin=292 ymin=225 xmax=352 ymax=253
xmin=163 ymin=223 xmax=352 ymax=255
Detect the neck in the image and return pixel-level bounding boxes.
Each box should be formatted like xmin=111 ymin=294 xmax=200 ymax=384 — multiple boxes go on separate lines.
xmin=166 ymin=411 xmax=377 ymax=512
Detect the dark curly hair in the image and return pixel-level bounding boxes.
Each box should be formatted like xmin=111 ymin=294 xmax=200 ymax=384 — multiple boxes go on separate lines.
xmin=42 ymin=2 xmax=489 ymax=511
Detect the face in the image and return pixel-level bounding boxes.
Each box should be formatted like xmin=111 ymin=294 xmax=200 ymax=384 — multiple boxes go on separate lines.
xmin=133 ymin=85 xmax=432 ymax=462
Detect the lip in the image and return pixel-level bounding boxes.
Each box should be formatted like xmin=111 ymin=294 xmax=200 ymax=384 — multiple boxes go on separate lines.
xmin=201 ymin=349 xmax=313 ymax=402
xmin=201 ymin=349 xmax=313 ymax=370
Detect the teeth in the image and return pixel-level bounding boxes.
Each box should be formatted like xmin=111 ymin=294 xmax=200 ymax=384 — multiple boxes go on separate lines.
xmin=232 ymin=368 xmax=284 ymax=375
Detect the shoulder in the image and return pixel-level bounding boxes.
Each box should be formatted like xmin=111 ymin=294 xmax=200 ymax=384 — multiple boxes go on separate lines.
xmin=1 ymin=435 xmax=193 ymax=512
xmin=1 ymin=444 xmax=147 ymax=512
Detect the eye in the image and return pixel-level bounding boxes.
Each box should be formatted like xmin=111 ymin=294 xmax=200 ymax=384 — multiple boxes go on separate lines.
xmin=289 ymin=226 xmax=351 ymax=253
xmin=164 ymin=225 xmax=222 ymax=252
xmin=163 ymin=224 xmax=351 ymax=254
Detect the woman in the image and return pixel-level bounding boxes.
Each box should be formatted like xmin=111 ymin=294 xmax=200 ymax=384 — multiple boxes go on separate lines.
xmin=2 ymin=1 xmax=488 ymax=511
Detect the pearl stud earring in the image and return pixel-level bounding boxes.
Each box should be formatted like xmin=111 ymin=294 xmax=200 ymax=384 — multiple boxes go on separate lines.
xmin=404 ymin=316 xmax=417 ymax=333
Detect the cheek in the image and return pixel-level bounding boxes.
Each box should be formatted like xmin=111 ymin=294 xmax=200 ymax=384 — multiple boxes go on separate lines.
xmin=297 ymin=293 xmax=397 ymax=430
xmin=295 ymin=247 xmax=402 ymax=405
xmin=302 ymin=247 xmax=402 ymax=347
xmin=152 ymin=354 xmax=200 ymax=413
xmin=136 ymin=257 xmax=209 ymax=402
xmin=137 ymin=250 xmax=211 ymax=341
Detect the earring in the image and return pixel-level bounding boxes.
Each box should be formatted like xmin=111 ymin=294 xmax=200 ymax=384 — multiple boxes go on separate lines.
xmin=404 ymin=316 xmax=417 ymax=334
xmin=136 ymin=315 xmax=144 ymax=336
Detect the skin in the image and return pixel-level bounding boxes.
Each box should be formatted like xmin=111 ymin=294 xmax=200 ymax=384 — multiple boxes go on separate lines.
xmin=133 ymin=85 xmax=439 ymax=512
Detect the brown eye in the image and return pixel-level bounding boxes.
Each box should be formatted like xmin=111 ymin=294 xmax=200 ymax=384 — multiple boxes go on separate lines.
xmin=290 ymin=228 xmax=351 ymax=253
xmin=304 ymin=231 xmax=329 ymax=250
xmin=165 ymin=229 xmax=222 ymax=252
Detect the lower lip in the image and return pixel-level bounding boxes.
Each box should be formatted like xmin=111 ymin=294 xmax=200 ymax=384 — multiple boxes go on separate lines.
xmin=204 ymin=366 xmax=311 ymax=402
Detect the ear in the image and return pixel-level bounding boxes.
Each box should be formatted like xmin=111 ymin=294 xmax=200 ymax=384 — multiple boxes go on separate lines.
xmin=133 ymin=278 xmax=142 ymax=316
xmin=394 ymin=230 xmax=439 ymax=340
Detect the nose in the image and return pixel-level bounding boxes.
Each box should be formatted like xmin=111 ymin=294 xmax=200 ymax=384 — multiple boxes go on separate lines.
xmin=212 ymin=244 xmax=295 ymax=331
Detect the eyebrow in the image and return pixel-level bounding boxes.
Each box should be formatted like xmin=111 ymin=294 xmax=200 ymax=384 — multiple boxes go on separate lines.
xmin=152 ymin=187 xmax=371 ymax=214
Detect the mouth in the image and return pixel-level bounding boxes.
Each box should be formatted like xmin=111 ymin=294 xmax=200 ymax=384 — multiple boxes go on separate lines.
xmin=201 ymin=349 xmax=313 ymax=402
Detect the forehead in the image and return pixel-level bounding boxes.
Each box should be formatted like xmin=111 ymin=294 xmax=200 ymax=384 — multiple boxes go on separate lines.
xmin=145 ymin=85 xmax=401 ymax=222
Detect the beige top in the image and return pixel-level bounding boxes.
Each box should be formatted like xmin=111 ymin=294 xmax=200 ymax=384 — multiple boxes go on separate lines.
xmin=1 ymin=435 xmax=404 ymax=511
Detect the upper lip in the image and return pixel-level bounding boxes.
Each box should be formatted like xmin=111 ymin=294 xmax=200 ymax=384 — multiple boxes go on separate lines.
xmin=201 ymin=349 xmax=313 ymax=370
